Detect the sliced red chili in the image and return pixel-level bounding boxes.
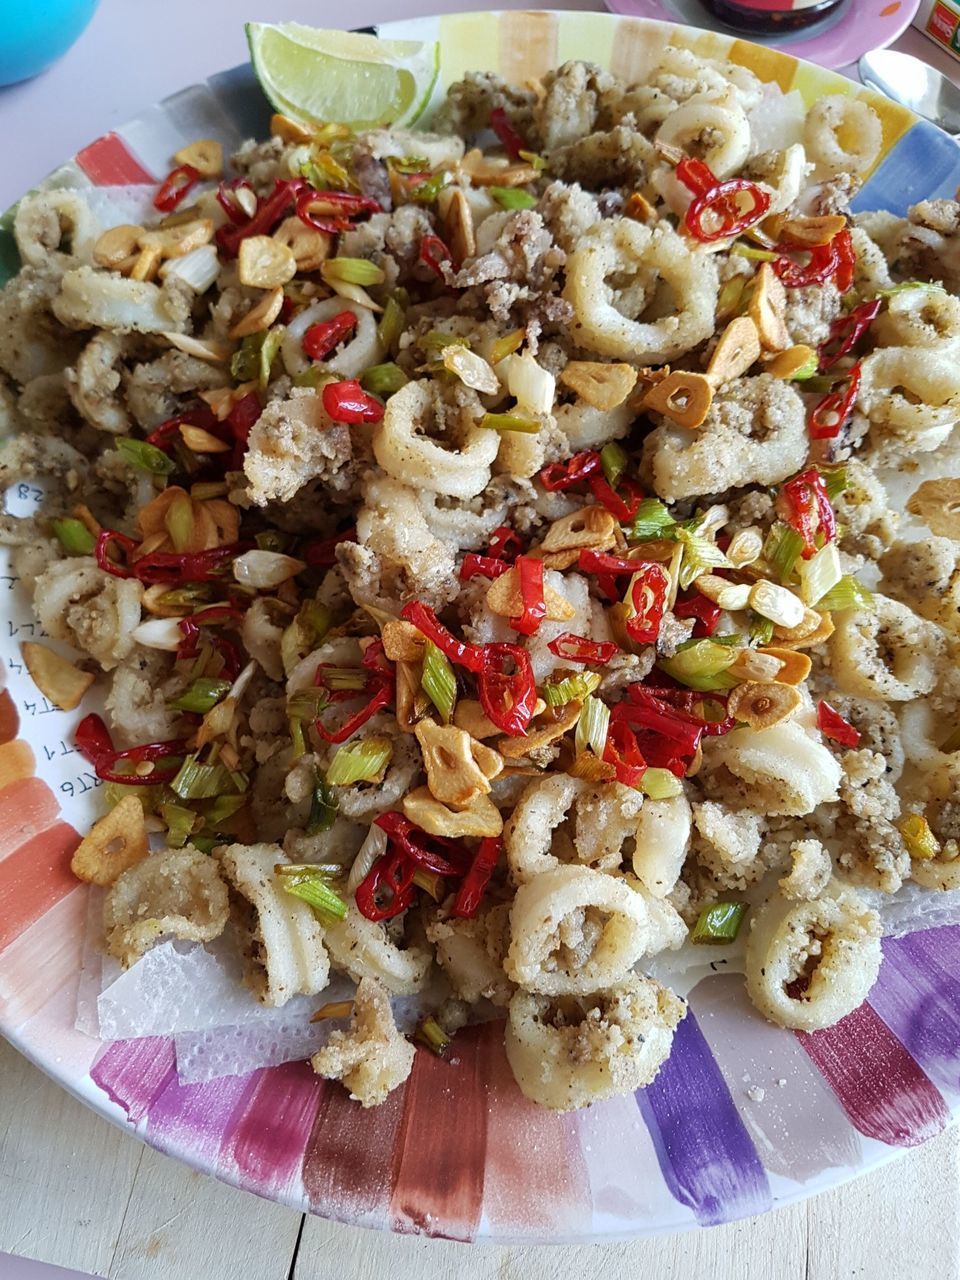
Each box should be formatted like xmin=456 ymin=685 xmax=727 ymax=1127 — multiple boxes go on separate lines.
xmin=588 ymin=474 xmax=642 ymax=522
xmin=302 ymin=527 xmax=357 ymax=567
xmin=684 ymin=177 xmax=770 ymax=243
xmin=539 ymin=451 xmax=601 ymax=492
xmin=420 ymin=232 xmax=454 ymax=279
xmin=602 ymin=720 xmax=647 ymax=787
xmin=547 ymin=633 xmax=618 ymax=664
xmin=75 ymin=713 xmax=187 ymax=785
xmin=486 ymin=525 xmax=524 ymax=561
xmin=808 ymin=363 xmax=862 ymax=441
xmin=578 ymin=549 xmax=639 ymax=576
xmin=675 ymin=157 xmax=716 ymax=199
xmin=452 ymin=836 xmax=502 ymax=918
xmin=145 ymin=406 xmax=218 ymax=451
xmin=322 ymin=379 xmax=385 ymax=424
xmin=313 ymin=667 xmax=394 ymax=744
xmin=216 ymin=177 xmax=257 ymax=225
xmin=303 ymin=311 xmax=357 ymax=361
xmin=818 ymin=298 xmax=881 ymax=370
xmin=773 ymin=238 xmax=841 ymax=289
xmin=355 ymin=847 xmax=417 ymax=921
xmin=477 ymin=643 xmax=537 ymax=737
xmin=613 ymin=695 xmax=703 ymax=758
xmin=96 ymin=532 xmax=243 ymax=585
xmin=177 ymin=605 xmax=245 ymax=679
xmin=832 ymin=228 xmax=857 ymax=294
xmin=817 ymin=700 xmax=861 ymax=748
xmin=225 ymin=391 xmax=262 ymax=469
xmin=460 ymin=553 xmax=511 ymax=582
xmin=374 ymin=812 xmax=470 ymax=877
xmin=624 ymin=563 xmax=669 ymax=645
xmin=154 ymin=164 xmax=201 ymax=213
xmin=781 ymin=468 xmax=837 ymax=559
xmin=217 ymin=178 xmax=305 ymax=257
xmin=510 ymin=555 xmax=546 ymax=637
xmin=673 ymin=592 xmax=723 ymax=637
xmin=401 ymin=601 xmax=484 ymax=673
xmin=489 ymin=107 xmax=526 ymax=162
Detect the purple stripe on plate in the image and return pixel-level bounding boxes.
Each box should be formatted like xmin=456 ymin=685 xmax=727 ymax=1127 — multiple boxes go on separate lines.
xmin=144 ymin=1067 xmax=262 ymax=1166
xmin=870 ymin=930 xmax=960 ymax=1096
xmin=90 ymin=1036 xmax=176 ymax=1124
xmin=690 ymin=973 xmax=862 ymax=1182
xmin=635 ymin=1007 xmax=772 ymax=1225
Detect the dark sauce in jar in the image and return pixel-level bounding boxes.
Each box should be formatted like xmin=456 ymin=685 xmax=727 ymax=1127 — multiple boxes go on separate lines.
xmin=698 ymin=0 xmax=849 ymax=35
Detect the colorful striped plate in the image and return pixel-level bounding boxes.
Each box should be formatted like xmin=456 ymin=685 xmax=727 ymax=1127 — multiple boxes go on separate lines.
xmin=1 ymin=10 xmax=959 ymax=1243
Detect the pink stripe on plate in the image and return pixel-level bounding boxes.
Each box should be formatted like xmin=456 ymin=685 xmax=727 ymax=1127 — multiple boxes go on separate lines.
xmin=389 ymin=1025 xmax=488 ymax=1240
xmin=144 ymin=1067 xmax=262 ymax=1166
xmin=91 ymin=1036 xmax=177 ymax=1125
xmin=218 ymin=1058 xmax=323 ymax=1198
xmin=75 ymin=133 xmax=156 ymax=185
xmin=797 ymin=1001 xmax=949 ymax=1147
xmin=475 ymin=1020 xmax=593 ymax=1239
xmin=690 ymin=974 xmax=862 ymax=1182
xmin=0 ymin=821 xmax=80 ymax=953
xmin=0 ymin=888 xmax=85 ymax=1024
xmin=0 ymin=776 xmax=61 ymax=860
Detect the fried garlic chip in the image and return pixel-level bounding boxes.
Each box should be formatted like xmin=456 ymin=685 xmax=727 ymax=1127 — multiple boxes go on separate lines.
xmin=72 ymin=795 xmax=149 ymax=886
xmin=219 ymin=843 xmax=330 ymax=1007
xmin=104 ymin=844 xmax=229 ymax=967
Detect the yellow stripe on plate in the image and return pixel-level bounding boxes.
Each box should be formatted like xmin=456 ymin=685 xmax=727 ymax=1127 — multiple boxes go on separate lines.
xmin=556 ymin=12 xmax=617 ymax=70
xmin=728 ymin=39 xmax=797 ymax=93
xmin=438 ymin=12 xmax=499 ymax=87
xmin=609 ymin=17 xmax=673 ymax=84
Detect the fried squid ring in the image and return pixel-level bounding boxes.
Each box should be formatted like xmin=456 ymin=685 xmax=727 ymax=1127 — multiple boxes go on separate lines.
xmin=504 ymin=974 xmax=686 ymax=1110
xmin=873 ymin=288 xmax=960 ymax=349
xmin=702 ymin=721 xmax=843 ymax=817
xmin=281 ymin=296 xmax=383 ymax=379
xmin=311 ymin=977 xmax=415 ymax=1108
xmin=804 ymin=95 xmax=882 ymax=176
xmin=563 ymin=220 xmax=718 ymax=364
xmin=372 ymin=379 xmax=499 ymax=499
xmin=33 ymin=556 xmax=141 ymax=671
xmin=744 ymin=887 xmax=882 ymax=1031
xmin=631 ymin=794 xmax=692 ymax=898
xmin=324 ymin=902 xmax=432 ymax=996
xmin=505 ymin=864 xmax=683 ymax=995
xmin=14 ymin=189 xmax=97 ymax=268
xmin=829 ymin=595 xmax=944 ymax=702
xmin=656 ymin=92 xmax=751 ymax=179
xmin=219 ymin=843 xmax=330 ymax=1007
xmin=104 ymin=845 xmax=229 ymax=967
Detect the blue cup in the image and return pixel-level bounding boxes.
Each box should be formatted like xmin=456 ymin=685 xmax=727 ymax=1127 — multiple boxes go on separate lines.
xmin=0 ymin=0 xmax=100 ymax=86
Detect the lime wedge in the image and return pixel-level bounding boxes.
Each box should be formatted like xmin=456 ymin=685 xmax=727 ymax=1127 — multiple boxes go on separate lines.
xmin=246 ymin=23 xmax=440 ymax=131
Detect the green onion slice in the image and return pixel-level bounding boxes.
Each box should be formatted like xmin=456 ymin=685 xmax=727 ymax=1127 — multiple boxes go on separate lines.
xmin=170 ymin=755 xmax=248 ymax=800
xmin=749 ymin=613 xmax=775 ymax=646
xmin=279 ymin=870 xmax=347 ymax=927
xmin=731 ymin=243 xmax=778 ymax=261
xmin=326 ymin=736 xmax=393 ymax=786
xmin=116 ymin=436 xmax=177 ymax=476
xmin=627 ymin=498 xmax=677 ymax=541
xmin=542 ymin=671 xmax=601 ymax=707
xmin=322 ymin=257 xmax=386 ymax=287
xmin=51 ymin=517 xmax=96 ymax=555
xmin=818 ymin=575 xmax=874 ymax=613
xmin=377 ymin=293 xmax=407 ymax=352
xmin=479 ymin=412 xmax=540 ymax=433
xmin=169 ymin=677 xmax=232 ymax=714
xmin=360 ymin=362 xmax=409 ymax=397
xmin=415 ymin=1015 xmax=451 ymax=1056
xmin=160 ymin=802 xmax=196 ymax=848
xmin=676 ymin=527 xmax=732 ymax=591
xmin=692 ymin=901 xmax=748 ymax=944
xmin=517 ymin=149 xmax=547 ymax=171
xmin=575 ymin=694 xmax=610 ymax=758
xmin=658 ymin=639 xmax=739 ymax=692
xmin=421 ymin=639 xmax=457 ymax=724
xmin=763 ymin=523 xmax=805 ymax=583
xmin=307 ymin=775 xmax=338 ymax=834
xmin=600 ymin=441 xmax=628 ymax=489
xmin=639 ymin=767 xmax=683 ymax=799
xmin=258 ymin=326 xmax=285 ymax=391
xmin=489 ymin=186 xmax=537 ymax=210
xmin=280 ymin=600 xmax=332 ymax=678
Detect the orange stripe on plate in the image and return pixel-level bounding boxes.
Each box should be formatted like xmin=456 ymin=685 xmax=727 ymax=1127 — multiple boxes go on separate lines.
xmin=0 ymin=821 xmax=80 ymax=953
xmin=0 ymin=691 xmax=20 ymax=744
xmin=0 ymin=740 xmax=34 ymax=789
xmin=0 ymin=776 xmax=61 ymax=860
xmin=76 ymin=132 xmax=155 ymax=185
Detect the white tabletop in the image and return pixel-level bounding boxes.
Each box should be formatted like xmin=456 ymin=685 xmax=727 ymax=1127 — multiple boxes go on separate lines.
xmin=2 ymin=2 xmax=960 ymax=1276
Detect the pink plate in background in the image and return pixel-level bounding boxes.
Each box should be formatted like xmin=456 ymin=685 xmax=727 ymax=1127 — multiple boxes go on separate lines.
xmin=602 ymin=0 xmax=921 ymax=69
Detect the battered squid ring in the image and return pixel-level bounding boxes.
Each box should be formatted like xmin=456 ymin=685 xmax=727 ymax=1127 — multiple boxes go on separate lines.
xmin=828 ymin=595 xmax=944 ymax=702
xmin=14 ymin=189 xmax=97 ymax=267
xmin=219 ymin=843 xmax=330 ymax=1007
xmin=554 ymin=400 xmax=633 ymax=450
xmin=858 ymin=347 xmax=960 ymax=449
xmin=324 ymin=902 xmax=432 ymax=996
xmin=747 ymin=144 xmax=806 ymax=217
xmin=504 ymin=974 xmax=687 ymax=1110
xmin=281 ymin=296 xmax=382 ymax=379
xmin=804 ymin=95 xmax=882 ymax=176
xmin=32 ymin=556 xmax=141 ymax=672
xmin=505 ymin=864 xmax=673 ymax=995
xmin=911 ymin=852 xmax=960 ymax=891
xmin=744 ymin=886 xmax=882 ymax=1031
xmin=631 ymin=794 xmax=692 ymax=898
xmin=873 ymin=288 xmax=960 ymax=348
xmin=503 ymin=774 xmax=643 ymax=883
xmin=702 ymin=721 xmax=842 ymax=817
xmin=563 ymin=220 xmax=718 ymax=364
xmin=372 ymin=379 xmax=499 ymax=499
xmin=66 ymin=333 xmax=132 ymax=435
xmin=655 ymin=92 xmax=751 ymax=179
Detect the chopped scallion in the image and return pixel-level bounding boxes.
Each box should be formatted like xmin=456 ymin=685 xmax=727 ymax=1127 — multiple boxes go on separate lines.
xmin=575 ymin=694 xmax=610 ymax=757
xmin=377 ymin=292 xmax=407 ymax=352
xmin=51 ymin=517 xmax=96 ymax=556
xmin=415 ymin=1015 xmax=451 ymax=1056
xmin=489 ymin=186 xmax=537 ymax=210
xmin=421 ymin=639 xmax=457 ymax=724
xmin=258 ymin=325 xmax=285 ymax=391
xmin=479 ymin=412 xmax=540 ymax=433
xmin=170 ymin=755 xmax=248 ymax=800
xmin=600 ymin=441 xmax=628 ymax=489
xmin=763 ymin=523 xmax=805 ymax=583
xmin=360 ymin=362 xmax=409 ymax=397
xmin=898 ymin=814 xmax=941 ymax=861
xmin=116 ymin=436 xmax=177 ymax=476
xmin=798 ymin=540 xmax=842 ymax=607
xmin=749 ymin=613 xmax=775 ymax=646
xmin=691 ymin=901 xmax=748 ymax=944
xmin=658 ymin=639 xmax=740 ymax=691
xmin=820 ymin=466 xmax=849 ymax=501
xmin=676 ymin=528 xmax=732 ymax=590
xmin=489 ymin=328 xmax=524 ymax=365
xmin=627 ymin=498 xmax=676 ymax=541
xmin=639 ymin=768 xmax=683 ymax=799
xmin=412 ymin=867 xmax=447 ymax=901
xmin=731 ymin=243 xmax=777 ymax=261
xmin=326 ymin=736 xmax=393 ymax=786
xmin=280 ymin=870 xmax=347 ymax=927
xmin=817 ymin=575 xmax=874 ymax=613
xmin=517 ymin=149 xmax=547 ymax=171
xmin=322 ymin=257 xmax=386 ymax=287
xmin=169 ymin=677 xmax=232 ymax=714
xmin=542 ymin=671 xmax=601 ymax=707
xmin=160 ymin=802 xmax=196 ymax=848
xmin=307 ymin=775 xmax=338 ymax=834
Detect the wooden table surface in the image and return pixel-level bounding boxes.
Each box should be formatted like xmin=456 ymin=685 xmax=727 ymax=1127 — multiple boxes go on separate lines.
xmin=4 ymin=2 xmax=960 ymax=1277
